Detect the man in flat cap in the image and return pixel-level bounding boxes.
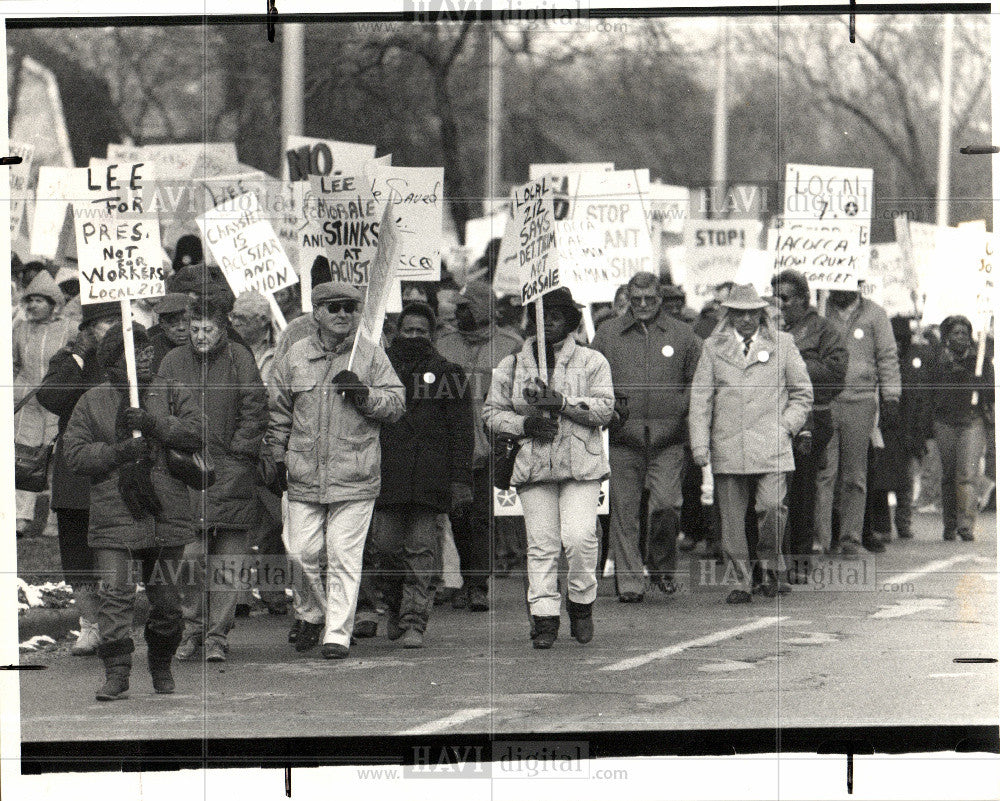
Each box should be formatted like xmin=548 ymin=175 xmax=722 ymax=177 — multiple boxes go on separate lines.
xmin=266 ymin=282 xmax=405 ymax=659
xmin=148 ymin=293 xmax=191 ymax=372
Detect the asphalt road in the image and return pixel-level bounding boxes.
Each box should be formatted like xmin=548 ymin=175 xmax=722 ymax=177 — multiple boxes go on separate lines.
xmin=19 ymin=510 xmax=998 ymax=742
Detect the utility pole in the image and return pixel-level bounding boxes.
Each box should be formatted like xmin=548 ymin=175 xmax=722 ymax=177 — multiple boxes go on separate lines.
xmin=710 ymin=18 xmax=729 ymax=220
xmin=282 ymin=23 xmax=305 ymax=147
xmin=935 ymin=14 xmax=954 ymax=227
xmin=487 ymin=25 xmax=503 ymax=219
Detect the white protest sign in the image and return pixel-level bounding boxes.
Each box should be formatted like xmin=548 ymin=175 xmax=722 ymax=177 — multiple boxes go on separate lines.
xmin=369 ymin=165 xmax=443 ymax=282
xmin=492 ymin=210 xmax=522 ymax=298
xmin=646 ymin=182 xmax=690 ymax=244
xmin=197 ymin=192 xmax=298 ymax=301
xmin=510 ymin=177 xmax=560 ymax=305
xmin=8 ymin=142 xmax=35 ymax=236
xmin=73 ymin=161 xmax=164 ymax=304
xmin=919 ymin=227 xmax=995 ymax=330
xmin=30 ymin=167 xmax=84 ymax=258
xmin=108 ymin=142 xmax=239 ymax=180
xmin=465 ymin=211 xmax=509 ymax=266
xmin=528 ymin=163 xmax=614 ymax=180
xmin=351 ymin=202 xmax=400 ymax=367
xmin=683 ymin=219 xmax=762 ymax=308
xmin=283 ymin=135 xmax=377 ymax=182
xmin=734 ymin=248 xmax=774 ymax=298
xmin=783 ymin=163 xmax=873 ymax=223
xmin=767 ymin=219 xmax=869 ymax=290
xmin=864 ymin=242 xmax=917 ymax=317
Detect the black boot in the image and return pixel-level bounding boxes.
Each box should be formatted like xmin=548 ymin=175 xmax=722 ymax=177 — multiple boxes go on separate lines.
xmin=95 ymin=638 xmax=134 ymax=702
xmin=566 ymin=600 xmax=594 ymax=644
xmin=530 ymin=616 xmax=560 ymax=649
xmin=145 ymin=627 xmax=182 ymax=694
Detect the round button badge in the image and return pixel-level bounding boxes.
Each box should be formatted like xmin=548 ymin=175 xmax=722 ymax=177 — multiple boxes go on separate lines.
xmin=854 ymin=328 xmax=865 ymax=340
xmin=912 ymin=357 xmax=922 ymax=369
xmin=661 ymin=345 xmax=674 ymax=358
xmin=422 ymin=372 xmax=436 ymax=384
xmin=757 ymin=351 xmax=770 ymax=363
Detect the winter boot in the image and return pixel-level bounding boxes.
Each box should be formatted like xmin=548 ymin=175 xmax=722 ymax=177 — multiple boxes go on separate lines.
xmin=95 ymin=638 xmax=134 ymax=701
xmin=530 ymin=616 xmax=560 ymax=650
xmin=71 ymin=618 xmax=100 ymax=656
xmin=566 ymin=600 xmax=594 ymax=644
xmin=145 ymin=627 xmax=182 ymax=694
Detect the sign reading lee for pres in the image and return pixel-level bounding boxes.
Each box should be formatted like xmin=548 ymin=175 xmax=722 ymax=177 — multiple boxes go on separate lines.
xmin=73 ymin=161 xmax=164 ymax=304
xmin=511 ymin=177 xmax=560 ymax=305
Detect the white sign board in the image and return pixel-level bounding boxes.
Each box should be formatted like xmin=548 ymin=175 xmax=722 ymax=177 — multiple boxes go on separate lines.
xmin=528 ymin=162 xmax=614 ymax=180
xmin=682 ymin=220 xmax=762 ymax=309
xmin=767 ymin=219 xmax=870 ymax=290
xmin=197 ymin=192 xmax=298 ymax=297
xmin=864 ymin=242 xmax=917 ymax=317
xmin=510 ymin=177 xmax=560 ymax=305
xmin=284 ymin=135 xmax=377 ymax=182
xmin=108 ymin=142 xmax=239 ymax=180
xmin=369 ymin=165 xmax=443 ymax=282
xmin=30 ymin=166 xmax=84 ymax=259
xmin=73 ymin=161 xmax=164 ymax=304
xmin=783 ymin=163 xmax=873 ymax=223
xmin=8 ymin=141 xmax=35 ymax=236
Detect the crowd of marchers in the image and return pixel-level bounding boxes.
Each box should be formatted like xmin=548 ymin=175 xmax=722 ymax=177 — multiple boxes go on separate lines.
xmin=10 ymin=233 xmax=995 ymax=702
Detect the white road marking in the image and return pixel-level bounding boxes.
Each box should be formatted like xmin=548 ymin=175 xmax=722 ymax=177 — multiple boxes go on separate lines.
xmin=398 ymin=707 xmax=494 ymax=735
xmin=929 ymin=672 xmax=980 ymax=678
xmin=879 ymin=554 xmax=985 ymax=588
xmin=871 ymin=598 xmax=948 ymax=619
xmin=601 ymin=616 xmax=788 ymax=672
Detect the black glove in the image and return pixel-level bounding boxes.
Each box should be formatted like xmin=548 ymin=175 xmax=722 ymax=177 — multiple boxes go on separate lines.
xmin=523 ymin=415 xmax=558 ymax=442
xmin=880 ymin=399 xmax=901 ymax=432
xmin=112 ymin=436 xmax=151 ymax=465
xmin=118 ymin=458 xmax=162 ymax=520
xmin=257 ymin=451 xmax=288 ymax=494
xmin=793 ymin=430 xmax=813 ymax=457
xmin=120 ymin=406 xmax=158 ymax=437
xmin=70 ymin=337 xmax=96 ymax=362
xmin=608 ymin=395 xmax=630 ymax=434
xmin=332 ymin=369 xmax=370 ymax=407
xmin=523 ymin=378 xmax=565 ymax=413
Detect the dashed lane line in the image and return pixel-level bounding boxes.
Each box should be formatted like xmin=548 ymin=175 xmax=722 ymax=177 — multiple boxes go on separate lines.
xmin=601 ymin=616 xmax=788 ymax=672
xmin=397 ymin=707 xmax=494 ymax=735
xmin=877 ymin=554 xmax=989 ymax=589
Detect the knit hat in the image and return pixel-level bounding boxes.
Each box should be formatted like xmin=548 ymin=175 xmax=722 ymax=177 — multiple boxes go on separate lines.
xmin=399 ymin=301 xmax=437 ymax=333
xmin=172 ymin=234 xmax=204 ymax=273
xmin=97 ymin=323 xmax=150 ymax=371
xmin=21 ymin=269 xmax=62 ymax=306
xmin=940 ymin=314 xmax=974 ymax=338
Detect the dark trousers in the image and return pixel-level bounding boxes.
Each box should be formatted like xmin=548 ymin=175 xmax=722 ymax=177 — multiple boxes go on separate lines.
xmin=93 ymin=545 xmax=185 ymax=646
xmin=448 ymin=466 xmax=491 ymax=592
xmin=786 ymin=409 xmax=834 ymax=572
xmin=371 ymin=504 xmax=441 ymax=632
xmin=55 ymin=507 xmax=97 ymax=589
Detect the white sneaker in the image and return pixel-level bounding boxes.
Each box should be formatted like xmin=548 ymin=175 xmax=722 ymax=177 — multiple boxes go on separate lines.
xmin=71 ymin=619 xmax=100 ymax=656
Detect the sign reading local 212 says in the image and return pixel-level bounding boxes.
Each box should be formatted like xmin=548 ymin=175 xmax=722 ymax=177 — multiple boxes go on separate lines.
xmin=368 ymin=165 xmax=443 ymax=282
xmin=682 ymin=219 xmax=762 ymax=306
xmin=197 ymin=192 xmax=298 ymax=297
xmin=283 ymin=135 xmax=377 ymax=182
xmin=9 ymin=141 xmax=35 ymax=236
xmin=767 ymin=219 xmax=870 ymax=290
xmin=783 ymin=163 xmax=874 ymax=223
xmin=73 ymin=161 xmax=165 ymax=304
xmin=511 ymin=177 xmax=560 ymax=305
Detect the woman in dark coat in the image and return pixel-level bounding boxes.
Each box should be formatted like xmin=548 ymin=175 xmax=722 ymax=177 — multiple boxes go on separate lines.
xmin=157 ymin=293 xmax=268 ymax=662
xmin=63 ymin=324 xmax=204 ymax=701
xmin=372 ymin=303 xmax=474 ymax=648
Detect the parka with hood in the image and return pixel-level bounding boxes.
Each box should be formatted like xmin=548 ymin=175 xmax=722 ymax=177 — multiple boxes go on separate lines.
xmin=689 ymin=313 xmax=813 ymax=475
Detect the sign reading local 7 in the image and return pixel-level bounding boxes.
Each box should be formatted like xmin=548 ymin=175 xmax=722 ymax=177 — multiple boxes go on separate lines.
xmin=197 ymin=192 xmax=298 ymax=296
xmin=783 ymin=163 xmax=873 ymax=223
xmin=73 ymin=161 xmax=165 ymax=304
xmin=512 ymin=177 xmax=560 ymax=305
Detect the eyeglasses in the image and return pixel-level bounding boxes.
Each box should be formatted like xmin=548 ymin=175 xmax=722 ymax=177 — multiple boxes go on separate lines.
xmin=323 ymin=300 xmax=358 ymax=315
xmin=629 ymin=295 xmax=659 ymax=306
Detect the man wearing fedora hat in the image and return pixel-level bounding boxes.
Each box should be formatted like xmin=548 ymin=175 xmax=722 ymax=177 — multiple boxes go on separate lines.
xmin=689 ymin=284 xmax=813 ymax=603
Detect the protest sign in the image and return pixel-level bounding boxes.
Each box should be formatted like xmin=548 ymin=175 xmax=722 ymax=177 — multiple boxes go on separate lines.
xmin=682 ymin=219 xmax=762 ymax=309
xmin=350 ymin=202 xmax=400 ymax=370
xmin=72 ymin=161 xmax=164 ymax=304
xmin=646 ymin=182 xmax=690 ymax=282
xmin=283 ymin=135 xmax=377 ymax=182
xmin=917 ymin=226 xmax=994 ymax=330
xmin=108 ymin=142 xmax=239 ymax=180
xmin=197 ymin=192 xmax=298 ymax=301
xmin=864 ymin=242 xmax=917 ymax=317
xmin=492 ymin=211 xmax=523 ymax=298
xmin=369 ymin=165 xmax=443 ymax=281
xmin=8 ymin=141 xmax=35 ymax=236
xmin=30 ymin=166 xmax=84 ymax=258
xmin=783 ymin=163 xmax=873 ymax=223
xmin=528 ymin=163 xmax=614 ymax=180
xmin=510 ymin=177 xmax=560 ymax=305
xmin=767 ymin=218 xmax=869 ymax=290
xmin=465 ymin=210 xmax=509 ymax=266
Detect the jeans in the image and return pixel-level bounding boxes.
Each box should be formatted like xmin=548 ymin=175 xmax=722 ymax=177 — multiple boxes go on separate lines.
xmin=448 ymin=466 xmax=491 ymax=592
xmin=284 ymin=498 xmax=376 ymax=647
xmin=180 ymin=528 xmax=250 ymax=647
xmin=518 ymin=480 xmax=601 ymax=616
xmin=93 ymin=545 xmax=185 ymax=646
xmin=371 ymin=504 xmax=440 ymax=632
xmin=935 ymin=418 xmax=988 ymax=535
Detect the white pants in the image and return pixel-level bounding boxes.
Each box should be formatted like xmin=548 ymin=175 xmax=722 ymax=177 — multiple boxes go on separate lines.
xmin=283 ymin=498 xmax=376 ymax=647
xmin=518 ymin=480 xmax=601 ymax=617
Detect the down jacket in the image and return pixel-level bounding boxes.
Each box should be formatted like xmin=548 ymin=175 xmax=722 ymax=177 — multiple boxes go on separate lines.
xmin=268 ymin=333 xmax=405 ymax=504
xmin=157 ymin=334 xmax=268 ymax=531
xmin=63 ymin=378 xmax=204 ymax=550
xmin=482 ymin=336 xmax=614 ymax=487
xmin=688 ymin=315 xmax=813 ymax=475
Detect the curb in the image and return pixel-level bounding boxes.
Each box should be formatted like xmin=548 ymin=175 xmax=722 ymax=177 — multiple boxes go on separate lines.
xmin=18 ymin=592 xmax=150 ymax=644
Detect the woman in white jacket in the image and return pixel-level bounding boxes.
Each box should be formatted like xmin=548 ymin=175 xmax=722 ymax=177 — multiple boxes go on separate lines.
xmin=483 ymin=288 xmax=614 ymax=649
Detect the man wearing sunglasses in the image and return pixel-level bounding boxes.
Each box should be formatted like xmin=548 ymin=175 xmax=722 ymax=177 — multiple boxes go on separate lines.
xmin=266 ymin=282 xmax=405 ymax=660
